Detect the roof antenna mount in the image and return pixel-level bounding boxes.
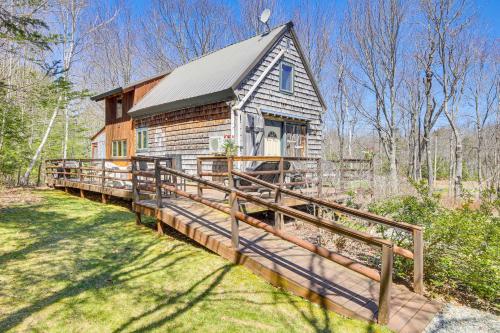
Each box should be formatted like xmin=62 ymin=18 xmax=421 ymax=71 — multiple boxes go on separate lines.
xmin=259 ymin=8 xmax=271 ymax=34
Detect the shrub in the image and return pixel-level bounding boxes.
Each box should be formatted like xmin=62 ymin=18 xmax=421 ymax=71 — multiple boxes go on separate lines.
xmin=369 ymin=181 xmax=499 ymax=307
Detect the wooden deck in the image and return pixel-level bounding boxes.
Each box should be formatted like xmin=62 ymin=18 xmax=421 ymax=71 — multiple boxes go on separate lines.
xmin=133 ymin=197 xmax=441 ymax=333
xmin=46 ymin=158 xmax=442 ymax=332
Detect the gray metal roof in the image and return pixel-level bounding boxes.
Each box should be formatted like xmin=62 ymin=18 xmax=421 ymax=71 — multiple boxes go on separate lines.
xmin=128 ymin=24 xmax=290 ymax=118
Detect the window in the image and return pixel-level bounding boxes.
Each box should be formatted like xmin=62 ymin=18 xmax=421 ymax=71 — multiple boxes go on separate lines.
xmin=285 ymin=122 xmax=307 ymax=157
xmin=112 ymin=139 xmax=127 ymax=157
xmin=116 ymin=99 xmax=123 ymax=119
xmin=136 ymin=128 xmax=148 ymax=151
xmin=279 ymin=62 xmax=294 ymax=93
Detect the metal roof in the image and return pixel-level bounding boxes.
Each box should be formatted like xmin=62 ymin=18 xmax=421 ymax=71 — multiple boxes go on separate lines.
xmin=128 ymin=24 xmax=291 ymax=118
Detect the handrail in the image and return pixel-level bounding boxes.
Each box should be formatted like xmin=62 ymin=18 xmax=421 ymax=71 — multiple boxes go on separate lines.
xmin=232 ymin=170 xmax=420 ymax=232
xmin=232 ymin=169 xmax=423 ymax=294
xmin=156 ymin=165 xmax=394 ymax=324
xmin=158 ymin=166 xmax=392 ymax=247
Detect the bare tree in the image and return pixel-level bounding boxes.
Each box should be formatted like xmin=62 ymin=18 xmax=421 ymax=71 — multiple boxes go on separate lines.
xmin=468 ymin=38 xmax=497 ymax=190
xmin=231 ymin=0 xmax=279 ymax=40
xmin=292 ymin=0 xmax=334 ymax=86
xmin=142 ymin=0 xmax=232 ymax=71
xmin=345 ymin=0 xmax=408 ymax=193
xmin=424 ymin=0 xmax=473 ymax=198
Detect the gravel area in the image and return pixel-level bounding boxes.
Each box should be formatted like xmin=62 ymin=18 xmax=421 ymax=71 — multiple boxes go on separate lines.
xmin=425 ymin=304 xmax=500 ymax=333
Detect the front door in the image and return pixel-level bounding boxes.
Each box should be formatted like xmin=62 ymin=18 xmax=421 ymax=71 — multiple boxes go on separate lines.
xmin=264 ymin=119 xmax=283 ymax=156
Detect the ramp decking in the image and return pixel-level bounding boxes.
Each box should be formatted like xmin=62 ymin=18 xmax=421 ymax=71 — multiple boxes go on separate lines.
xmin=134 ymin=198 xmax=441 ymax=333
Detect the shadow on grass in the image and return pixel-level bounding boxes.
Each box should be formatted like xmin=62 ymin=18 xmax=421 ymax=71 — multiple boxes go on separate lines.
xmin=0 ymin=190 xmax=380 ymax=333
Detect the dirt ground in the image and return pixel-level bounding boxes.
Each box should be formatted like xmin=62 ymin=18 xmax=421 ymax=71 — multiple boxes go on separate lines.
xmin=0 ymin=186 xmax=44 ymax=208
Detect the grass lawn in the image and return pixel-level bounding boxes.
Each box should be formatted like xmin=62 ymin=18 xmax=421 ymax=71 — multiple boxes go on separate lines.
xmin=0 ymin=189 xmax=390 ymax=332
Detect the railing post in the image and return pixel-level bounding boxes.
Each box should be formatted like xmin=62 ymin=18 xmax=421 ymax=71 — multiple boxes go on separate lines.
xmin=131 ymin=158 xmax=139 ymax=203
xmin=275 ymin=157 xmax=284 ymax=229
xmin=155 ymin=159 xmax=162 ymax=209
xmin=101 ymin=159 xmax=106 ymax=203
xmin=172 ymin=158 xmax=178 ymax=198
xmin=274 ymin=186 xmax=284 ymax=230
xmin=227 ymin=157 xmax=239 ymax=249
xmin=62 ymin=159 xmax=67 ymax=181
xmin=378 ymin=244 xmax=393 ymax=325
xmin=197 ymin=158 xmax=203 ymax=197
xmin=78 ymin=159 xmax=83 ymax=182
xmin=413 ymin=228 xmax=424 ymax=294
xmin=317 ymin=158 xmax=323 ymax=197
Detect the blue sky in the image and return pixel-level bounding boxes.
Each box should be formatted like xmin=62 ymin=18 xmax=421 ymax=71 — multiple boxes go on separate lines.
xmin=130 ymin=0 xmax=500 ymax=37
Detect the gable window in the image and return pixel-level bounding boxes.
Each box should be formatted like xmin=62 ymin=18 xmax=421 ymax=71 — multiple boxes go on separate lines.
xmin=279 ymin=62 xmax=294 ymax=94
xmin=112 ymin=139 xmax=127 ymax=157
xmin=136 ymin=127 xmax=148 ymax=151
xmin=116 ymin=98 xmax=123 ymax=119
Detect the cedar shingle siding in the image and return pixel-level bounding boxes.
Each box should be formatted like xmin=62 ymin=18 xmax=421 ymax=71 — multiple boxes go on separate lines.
xmin=134 ymin=102 xmax=230 ymax=173
xmin=236 ymin=32 xmax=324 ymax=158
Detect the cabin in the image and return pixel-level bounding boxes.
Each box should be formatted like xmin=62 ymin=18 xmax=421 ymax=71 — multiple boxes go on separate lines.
xmin=90 ymin=22 xmax=326 ymax=173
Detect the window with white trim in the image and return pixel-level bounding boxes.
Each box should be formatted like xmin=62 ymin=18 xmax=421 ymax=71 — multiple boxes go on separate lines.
xmin=136 ymin=127 xmax=148 ymax=151
xmin=279 ymin=62 xmax=294 ymax=93
xmin=112 ymin=139 xmax=127 ymax=157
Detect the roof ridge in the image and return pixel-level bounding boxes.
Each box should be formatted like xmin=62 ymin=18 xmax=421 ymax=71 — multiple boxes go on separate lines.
xmin=175 ymin=22 xmax=289 ymax=66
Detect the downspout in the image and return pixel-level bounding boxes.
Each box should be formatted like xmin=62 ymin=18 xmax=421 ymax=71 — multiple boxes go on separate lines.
xmin=232 ymin=48 xmax=286 ymax=156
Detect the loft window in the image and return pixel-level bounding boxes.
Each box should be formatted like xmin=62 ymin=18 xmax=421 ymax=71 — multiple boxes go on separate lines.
xmin=116 ymin=98 xmax=123 ymax=119
xmin=136 ymin=127 xmax=148 ymax=151
xmin=112 ymin=139 xmax=127 ymax=157
xmin=279 ymin=62 xmax=294 ymax=94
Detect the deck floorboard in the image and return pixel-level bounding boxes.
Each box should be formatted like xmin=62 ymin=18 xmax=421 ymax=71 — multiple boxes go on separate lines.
xmin=134 ymin=197 xmax=441 ymax=332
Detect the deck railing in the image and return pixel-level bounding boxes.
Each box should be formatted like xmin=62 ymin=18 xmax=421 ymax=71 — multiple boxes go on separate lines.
xmin=138 ymin=159 xmax=425 ymax=325
xmin=48 ymin=156 xmax=425 ymax=324
xmin=196 ymin=156 xmax=323 ymax=196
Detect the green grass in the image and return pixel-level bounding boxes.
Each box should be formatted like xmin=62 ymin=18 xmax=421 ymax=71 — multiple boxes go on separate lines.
xmin=0 ymin=189 xmax=390 ymax=333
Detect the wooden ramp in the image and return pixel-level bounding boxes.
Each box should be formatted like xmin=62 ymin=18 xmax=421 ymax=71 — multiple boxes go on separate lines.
xmin=134 ymin=198 xmax=441 ymax=333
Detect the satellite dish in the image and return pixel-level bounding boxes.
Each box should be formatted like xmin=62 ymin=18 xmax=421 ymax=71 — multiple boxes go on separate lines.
xmin=259 ymin=9 xmax=271 ymax=32
xmin=260 ymin=8 xmax=271 ymax=24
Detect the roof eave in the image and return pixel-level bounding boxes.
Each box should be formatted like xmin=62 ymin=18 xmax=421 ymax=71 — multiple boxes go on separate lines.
xmin=90 ymin=87 xmax=122 ymax=102
xmin=128 ymin=88 xmax=236 ymax=119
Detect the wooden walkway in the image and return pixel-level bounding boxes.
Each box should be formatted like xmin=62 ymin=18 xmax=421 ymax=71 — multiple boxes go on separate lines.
xmin=134 ymin=197 xmax=441 ymax=333
xmin=46 ymin=157 xmax=442 ymax=332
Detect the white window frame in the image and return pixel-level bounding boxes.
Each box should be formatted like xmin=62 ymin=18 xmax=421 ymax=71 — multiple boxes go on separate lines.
xmin=136 ymin=127 xmax=149 ymax=151
xmin=279 ymin=61 xmax=294 ymax=94
xmin=112 ymin=139 xmax=127 ymax=157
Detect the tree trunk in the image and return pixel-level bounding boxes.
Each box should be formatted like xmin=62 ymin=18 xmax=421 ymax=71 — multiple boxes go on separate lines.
xmin=454 ymin=134 xmax=463 ymax=198
xmin=20 ymin=96 xmax=62 ymax=186
xmin=63 ymin=103 xmax=69 ymax=159
xmin=389 ymin=136 xmax=398 ymax=193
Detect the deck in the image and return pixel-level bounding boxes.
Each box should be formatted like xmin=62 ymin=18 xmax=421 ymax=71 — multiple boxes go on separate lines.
xmin=134 ymin=197 xmax=440 ymax=333
xmin=46 ymin=157 xmax=442 ymax=332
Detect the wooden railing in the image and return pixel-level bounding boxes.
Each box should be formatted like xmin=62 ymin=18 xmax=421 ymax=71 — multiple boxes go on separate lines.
xmin=196 ymin=156 xmax=323 ymax=196
xmin=136 ymin=160 xmax=424 ymax=325
xmin=48 ymin=156 xmax=425 ymax=324
xmin=231 ymin=169 xmax=424 ymax=295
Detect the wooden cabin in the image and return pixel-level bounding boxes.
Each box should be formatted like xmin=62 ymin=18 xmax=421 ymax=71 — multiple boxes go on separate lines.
xmin=90 ymin=22 xmax=326 ymax=173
